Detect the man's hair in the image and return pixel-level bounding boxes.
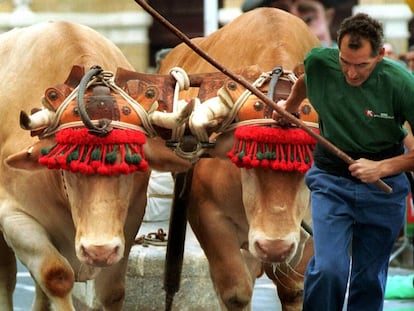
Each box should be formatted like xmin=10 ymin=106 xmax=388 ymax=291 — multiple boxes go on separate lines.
xmin=337 ymin=13 xmax=384 ymax=57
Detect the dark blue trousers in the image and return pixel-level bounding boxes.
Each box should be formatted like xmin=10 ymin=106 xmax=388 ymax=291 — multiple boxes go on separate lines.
xmin=303 ymin=165 xmax=409 ymax=311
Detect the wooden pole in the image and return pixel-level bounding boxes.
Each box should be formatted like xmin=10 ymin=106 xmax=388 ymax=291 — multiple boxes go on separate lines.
xmin=134 ymin=0 xmax=392 ymax=194
xmin=163 ymin=169 xmax=193 ymax=311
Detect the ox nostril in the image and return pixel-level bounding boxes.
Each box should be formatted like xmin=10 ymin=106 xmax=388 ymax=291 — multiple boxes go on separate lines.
xmin=254 ymin=239 xmax=295 ymax=263
xmin=80 ymin=244 xmax=120 ymax=266
xmin=77 ymin=237 xmax=124 ymax=266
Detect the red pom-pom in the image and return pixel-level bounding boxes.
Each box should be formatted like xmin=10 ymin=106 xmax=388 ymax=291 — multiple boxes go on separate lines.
xmin=242 ymin=156 xmax=251 ymax=166
xmin=97 ymin=165 xmax=110 ymax=175
xmin=138 ymin=160 xmax=149 ymax=171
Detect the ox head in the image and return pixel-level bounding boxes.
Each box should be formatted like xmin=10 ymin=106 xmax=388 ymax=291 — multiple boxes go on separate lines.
xmin=210 ymin=124 xmax=317 ymax=264
xmin=189 ymin=65 xmax=316 ymax=264
xmin=170 ymin=63 xmax=318 ymax=264
xmin=5 ymin=65 xmax=192 ymax=267
xmin=5 ymin=135 xmax=190 ymax=267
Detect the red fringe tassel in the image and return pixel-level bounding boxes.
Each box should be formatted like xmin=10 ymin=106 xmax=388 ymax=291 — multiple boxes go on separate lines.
xmin=39 ymin=128 xmax=148 ymax=175
xmin=227 ymin=126 xmax=319 ymax=173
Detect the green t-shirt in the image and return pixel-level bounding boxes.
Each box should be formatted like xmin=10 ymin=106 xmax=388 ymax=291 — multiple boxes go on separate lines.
xmin=304 ymin=47 xmax=414 ymax=153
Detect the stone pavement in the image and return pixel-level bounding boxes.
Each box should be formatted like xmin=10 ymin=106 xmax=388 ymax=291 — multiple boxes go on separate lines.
xmin=14 ymin=219 xmax=414 ymax=310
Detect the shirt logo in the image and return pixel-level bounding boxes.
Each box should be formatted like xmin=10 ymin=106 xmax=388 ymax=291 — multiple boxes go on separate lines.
xmin=365 ymin=109 xmax=394 ymax=119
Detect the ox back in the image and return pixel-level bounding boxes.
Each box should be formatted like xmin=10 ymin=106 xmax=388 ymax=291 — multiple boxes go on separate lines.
xmin=158 ymin=8 xmax=319 ymax=311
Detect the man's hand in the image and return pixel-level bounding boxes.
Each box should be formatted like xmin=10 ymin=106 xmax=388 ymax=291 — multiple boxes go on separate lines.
xmin=349 ymin=158 xmax=382 ymax=183
xmin=272 ymin=100 xmax=295 ymax=127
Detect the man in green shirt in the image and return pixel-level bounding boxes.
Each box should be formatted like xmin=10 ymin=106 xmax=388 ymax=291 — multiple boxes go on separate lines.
xmin=277 ymin=13 xmax=414 ymax=310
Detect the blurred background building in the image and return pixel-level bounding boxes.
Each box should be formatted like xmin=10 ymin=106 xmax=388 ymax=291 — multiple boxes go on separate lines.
xmin=0 ymin=1 xmax=413 ymax=71
xmin=0 ymin=0 xmax=151 ymax=71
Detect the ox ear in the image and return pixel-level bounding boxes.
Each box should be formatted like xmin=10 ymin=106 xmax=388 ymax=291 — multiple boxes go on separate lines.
xmin=64 ymin=65 xmax=85 ymax=88
xmin=144 ymin=137 xmax=192 ymax=173
xmin=5 ymin=138 xmax=54 ymax=170
xmin=293 ymin=63 xmax=305 ymax=77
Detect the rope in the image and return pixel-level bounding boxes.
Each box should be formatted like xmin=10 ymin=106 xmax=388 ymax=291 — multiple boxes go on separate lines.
xmin=55 ymin=120 xmax=148 ymax=134
xmin=169 ymin=67 xmax=190 ymax=91
xmin=215 ymin=71 xmax=272 ymax=134
xmin=170 ymin=67 xmax=190 ymax=142
xmin=269 ymin=262 xmax=305 ymax=291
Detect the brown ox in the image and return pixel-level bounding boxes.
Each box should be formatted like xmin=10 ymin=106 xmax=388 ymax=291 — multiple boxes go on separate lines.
xmin=0 ymin=21 xmax=190 ymax=311
xmin=158 ymin=8 xmax=320 ymax=311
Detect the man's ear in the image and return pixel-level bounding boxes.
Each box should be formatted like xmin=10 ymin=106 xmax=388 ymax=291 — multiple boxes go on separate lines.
xmin=378 ymin=47 xmax=386 ymax=60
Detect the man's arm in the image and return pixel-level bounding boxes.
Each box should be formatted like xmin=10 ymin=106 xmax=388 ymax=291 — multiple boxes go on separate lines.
xmin=285 ymin=74 xmax=308 ymax=113
xmin=349 ymin=151 xmax=414 ymax=183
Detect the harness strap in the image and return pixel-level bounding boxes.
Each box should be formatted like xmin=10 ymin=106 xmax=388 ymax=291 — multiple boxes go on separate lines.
xmin=214 ymin=71 xmax=272 ymax=135
xmin=170 ymin=67 xmax=190 ymax=143
xmin=267 ymin=66 xmax=283 ymax=101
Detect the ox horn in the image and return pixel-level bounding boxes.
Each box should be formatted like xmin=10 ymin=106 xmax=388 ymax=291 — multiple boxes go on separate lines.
xmin=20 ymin=108 xmax=55 ymax=130
xmin=189 ymin=86 xmax=234 ymax=142
xmin=149 ymin=98 xmax=195 ymax=129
